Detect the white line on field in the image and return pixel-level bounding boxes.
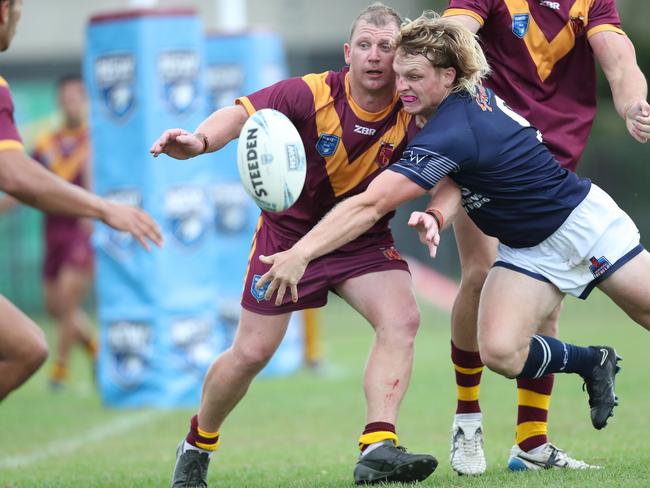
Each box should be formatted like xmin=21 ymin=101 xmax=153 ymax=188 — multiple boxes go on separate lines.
xmin=0 ymin=410 xmax=165 ymax=469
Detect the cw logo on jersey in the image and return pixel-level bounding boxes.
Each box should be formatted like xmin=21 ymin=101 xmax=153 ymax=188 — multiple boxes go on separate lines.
xmin=94 ymin=53 xmax=136 ymax=121
xmin=158 ymin=50 xmax=200 ymax=115
xmin=106 ymin=320 xmax=152 ymax=389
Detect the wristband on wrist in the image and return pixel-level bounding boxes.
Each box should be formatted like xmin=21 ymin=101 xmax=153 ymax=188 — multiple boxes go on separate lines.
xmin=194 ymin=132 xmax=209 ymax=154
xmin=424 ymin=207 xmax=444 ymax=229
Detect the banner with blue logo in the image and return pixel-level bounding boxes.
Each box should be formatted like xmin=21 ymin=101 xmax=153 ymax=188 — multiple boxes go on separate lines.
xmin=205 ymin=32 xmax=303 ymax=377
xmin=86 ymin=9 xmax=221 ymax=407
xmin=86 ymin=14 xmax=304 ymax=407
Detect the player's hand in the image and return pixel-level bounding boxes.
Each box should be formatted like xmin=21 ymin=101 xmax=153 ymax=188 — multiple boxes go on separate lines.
xmin=149 ymin=129 xmax=205 ymax=160
xmin=624 ymin=100 xmax=650 ymax=143
xmin=256 ymin=249 xmax=309 ymax=305
xmin=407 ymin=211 xmax=441 ymax=258
xmin=100 ymin=201 xmax=163 ymax=251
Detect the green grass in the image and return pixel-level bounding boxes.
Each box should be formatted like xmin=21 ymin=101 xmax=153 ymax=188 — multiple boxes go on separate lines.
xmin=1 ymin=290 xmax=649 ymax=487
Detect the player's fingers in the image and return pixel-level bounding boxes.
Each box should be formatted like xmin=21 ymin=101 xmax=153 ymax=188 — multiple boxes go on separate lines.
xmin=255 ymin=272 xmax=272 ymax=290
xmin=259 ymin=254 xmax=274 ymax=264
xmin=407 ymin=211 xmax=423 ymax=227
xmin=425 ymin=225 xmax=438 ymax=242
xmin=290 ymin=284 xmax=299 ymax=303
xmin=133 ymin=231 xmax=152 ymax=252
xmin=429 ymin=242 xmax=437 ymax=259
xmin=274 ymin=282 xmax=287 ymax=306
xmin=263 ymin=279 xmax=279 ymax=301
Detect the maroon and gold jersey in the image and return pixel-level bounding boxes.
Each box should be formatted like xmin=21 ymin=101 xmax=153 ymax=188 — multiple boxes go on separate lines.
xmin=445 ymin=0 xmax=624 ymax=170
xmin=0 ymin=76 xmax=23 ymax=152
xmin=32 ymin=124 xmax=90 ymax=235
xmin=237 ymin=68 xmax=417 ymax=251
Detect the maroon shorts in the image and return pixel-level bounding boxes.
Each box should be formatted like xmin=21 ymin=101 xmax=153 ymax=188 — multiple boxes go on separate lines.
xmin=43 ymin=229 xmax=94 ymax=281
xmin=241 ymin=220 xmax=410 ymax=315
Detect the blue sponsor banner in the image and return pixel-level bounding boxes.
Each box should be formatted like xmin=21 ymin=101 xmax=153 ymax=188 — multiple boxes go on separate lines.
xmin=205 ymin=32 xmax=303 ymax=376
xmin=86 ymin=9 xmax=223 ymax=407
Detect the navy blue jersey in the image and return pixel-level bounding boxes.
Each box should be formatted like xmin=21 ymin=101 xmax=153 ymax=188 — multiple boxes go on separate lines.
xmin=390 ymin=88 xmax=591 ymax=248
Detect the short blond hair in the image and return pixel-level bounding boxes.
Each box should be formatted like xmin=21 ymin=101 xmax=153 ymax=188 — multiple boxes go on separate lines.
xmin=349 ymin=2 xmax=403 ymax=40
xmin=396 ymin=11 xmax=490 ymax=94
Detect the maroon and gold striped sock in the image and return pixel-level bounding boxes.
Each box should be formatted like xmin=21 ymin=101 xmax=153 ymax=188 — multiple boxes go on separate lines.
xmin=186 ymin=414 xmax=221 ymax=452
xmin=358 ymin=422 xmax=397 ymax=452
xmin=516 ymin=374 xmax=554 ymax=452
xmin=451 ymin=341 xmax=483 ymax=415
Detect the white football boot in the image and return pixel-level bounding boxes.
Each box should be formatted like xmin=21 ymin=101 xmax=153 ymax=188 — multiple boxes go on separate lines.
xmin=507 ymin=443 xmax=600 ymax=471
xmin=450 ymin=417 xmax=486 ymax=475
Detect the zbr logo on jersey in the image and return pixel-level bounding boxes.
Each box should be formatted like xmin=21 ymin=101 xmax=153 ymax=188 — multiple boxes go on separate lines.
xmin=94 ymin=53 xmax=136 ymax=120
xmin=315 ymin=133 xmax=340 ymax=157
xmin=158 ymin=50 xmax=200 ymax=115
xmin=589 ymin=256 xmax=611 ymax=278
xmin=512 ymin=14 xmax=530 ymax=38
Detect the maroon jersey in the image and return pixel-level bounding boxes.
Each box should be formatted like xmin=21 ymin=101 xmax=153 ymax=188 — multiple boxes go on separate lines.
xmin=0 ymin=76 xmax=23 ymax=152
xmin=237 ymin=68 xmax=417 ymax=252
xmin=445 ymin=0 xmax=624 ymax=170
xmin=32 ymin=124 xmax=90 ymax=237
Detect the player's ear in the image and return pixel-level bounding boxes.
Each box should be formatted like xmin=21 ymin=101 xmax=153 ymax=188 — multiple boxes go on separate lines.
xmin=442 ymin=66 xmax=457 ymax=88
xmin=343 ymin=42 xmax=352 ymax=65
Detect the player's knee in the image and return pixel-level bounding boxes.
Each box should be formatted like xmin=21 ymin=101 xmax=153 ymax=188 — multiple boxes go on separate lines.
xmin=479 ymin=342 xmax=519 ymax=378
xmin=232 ymin=342 xmax=276 ymax=373
xmin=459 ymin=265 xmax=491 ymax=295
xmin=376 ymin=307 xmax=420 ymax=344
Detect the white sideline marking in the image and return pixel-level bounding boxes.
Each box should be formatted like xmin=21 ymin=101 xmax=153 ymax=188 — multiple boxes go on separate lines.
xmin=0 ymin=410 xmax=164 ymax=469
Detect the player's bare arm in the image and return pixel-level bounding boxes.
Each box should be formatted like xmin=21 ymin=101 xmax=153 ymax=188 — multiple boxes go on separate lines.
xmin=408 ymin=176 xmax=461 ymax=258
xmin=150 ymin=104 xmax=249 ymax=159
xmin=256 ymin=170 xmax=426 ymax=305
xmin=0 ymin=149 xmax=162 ymax=249
xmin=590 ymin=30 xmax=650 ymax=143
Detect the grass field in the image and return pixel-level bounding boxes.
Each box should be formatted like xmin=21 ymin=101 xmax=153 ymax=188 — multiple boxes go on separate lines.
xmin=1 ymin=290 xmax=649 ymax=487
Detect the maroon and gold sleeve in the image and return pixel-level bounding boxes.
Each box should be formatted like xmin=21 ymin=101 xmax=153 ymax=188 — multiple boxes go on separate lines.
xmin=0 ymin=77 xmax=23 ymax=152
xmin=444 ymin=0 xmax=493 ymax=26
xmin=236 ymin=76 xmax=316 ymax=126
xmin=587 ymin=0 xmax=624 ymax=38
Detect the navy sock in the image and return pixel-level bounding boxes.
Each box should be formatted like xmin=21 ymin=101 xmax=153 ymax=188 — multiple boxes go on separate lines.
xmin=518 ymin=335 xmax=599 ymax=379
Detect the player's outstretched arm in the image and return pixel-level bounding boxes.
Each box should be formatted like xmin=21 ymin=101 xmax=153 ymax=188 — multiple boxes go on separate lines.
xmin=590 ymin=30 xmax=650 ymax=143
xmin=150 ymin=105 xmax=249 ymax=159
xmin=256 ymin=170 xmax=426 ymax=305
xmin=0 ymin=149 xmax=163 ymax=250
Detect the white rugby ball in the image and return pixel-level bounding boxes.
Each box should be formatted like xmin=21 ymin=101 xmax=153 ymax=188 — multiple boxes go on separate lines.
xmin=236 ymin=108 xmax=306 ymax=212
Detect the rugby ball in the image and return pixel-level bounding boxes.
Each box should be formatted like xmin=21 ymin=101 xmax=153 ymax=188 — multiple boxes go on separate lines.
xmin=236 ymin=108 xmax=306 ymax=212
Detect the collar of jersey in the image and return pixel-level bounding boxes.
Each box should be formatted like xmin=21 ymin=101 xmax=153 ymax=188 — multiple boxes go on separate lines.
xmin=344 ymin=72 xmax=400 ymax=122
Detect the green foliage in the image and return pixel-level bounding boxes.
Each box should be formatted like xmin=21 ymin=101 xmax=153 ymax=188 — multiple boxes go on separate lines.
xmin=1 ymin=291 xmax=649 ymax=487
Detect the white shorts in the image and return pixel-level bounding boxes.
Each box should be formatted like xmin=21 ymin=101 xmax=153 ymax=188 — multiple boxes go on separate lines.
xmin=494 ymin=184 xmax=643 ymax=299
